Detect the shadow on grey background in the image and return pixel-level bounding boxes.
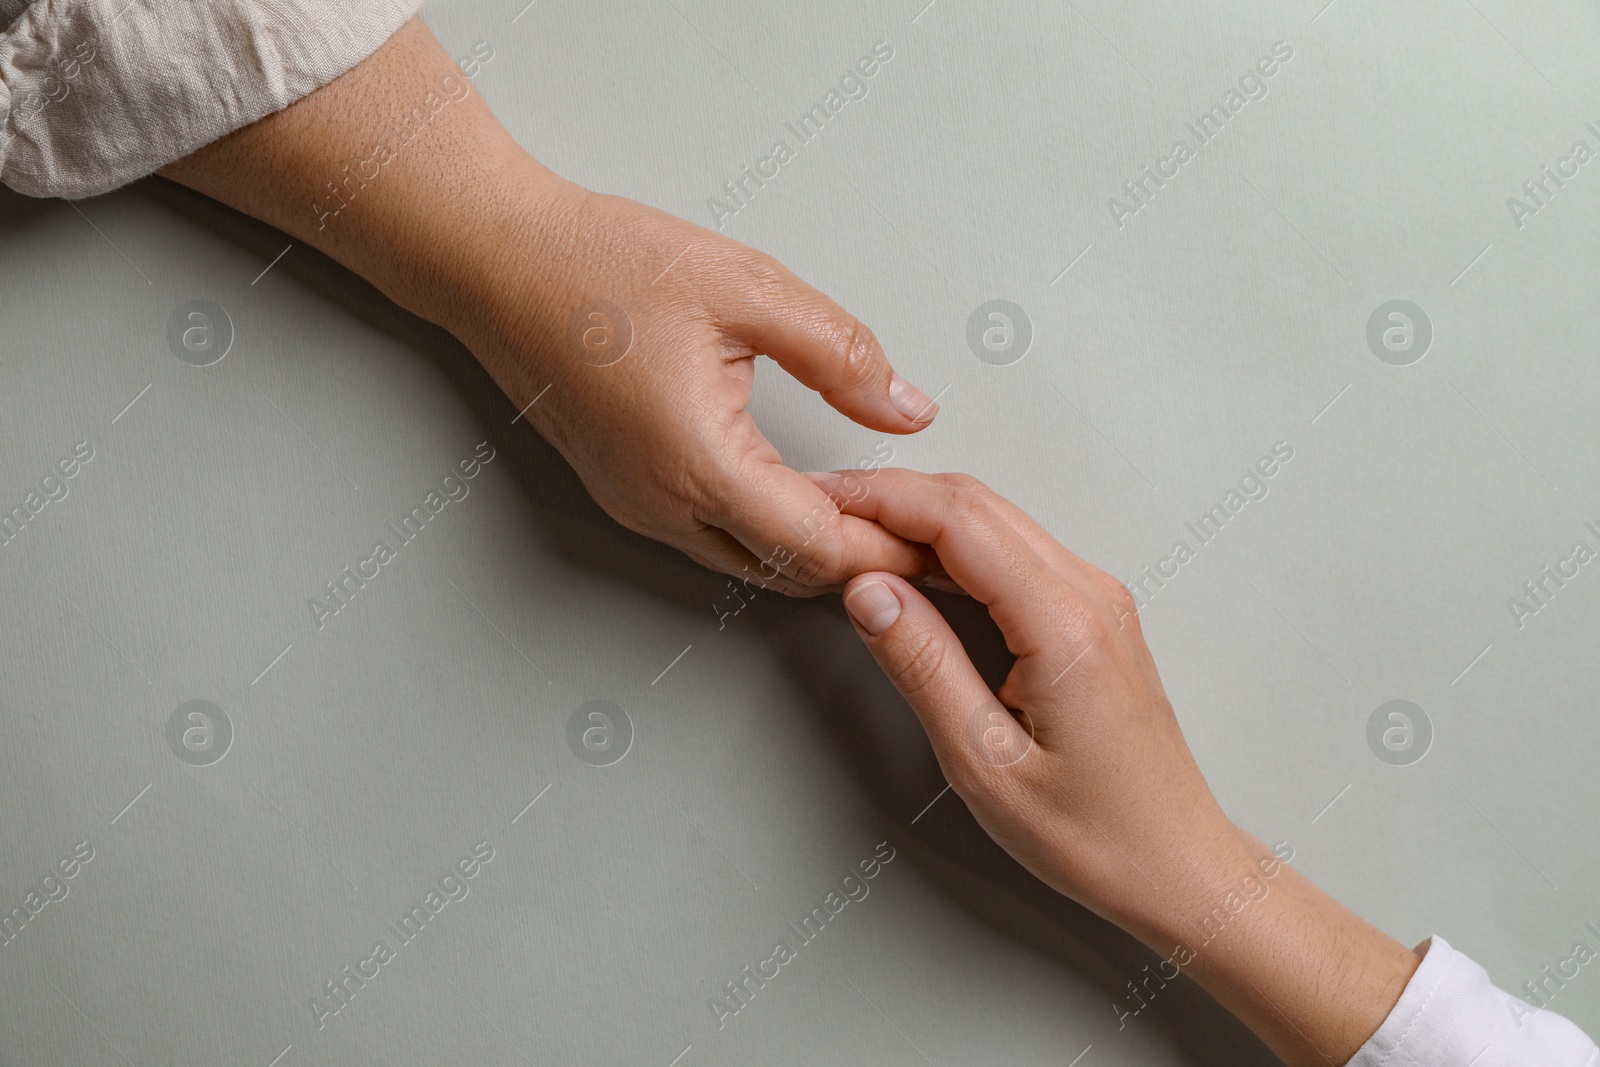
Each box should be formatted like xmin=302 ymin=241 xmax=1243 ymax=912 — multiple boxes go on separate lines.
xmin=4 ymin=177 xmax=1280 ymax=1065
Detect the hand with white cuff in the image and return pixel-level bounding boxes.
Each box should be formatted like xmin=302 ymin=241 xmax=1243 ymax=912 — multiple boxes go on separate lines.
xmin=808 ymin=466 xmax=1428 ymax=1067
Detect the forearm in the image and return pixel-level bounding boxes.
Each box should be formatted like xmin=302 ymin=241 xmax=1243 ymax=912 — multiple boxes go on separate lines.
xmin=1123 ymin=825 xmax=1421 ymax=1067
xmin=157 ymin=16 xmax=565 ymax=344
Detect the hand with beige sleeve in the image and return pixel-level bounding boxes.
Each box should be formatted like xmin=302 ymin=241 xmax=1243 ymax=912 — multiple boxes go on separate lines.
xmin=158 ymin=17 xmax=942 ymax=598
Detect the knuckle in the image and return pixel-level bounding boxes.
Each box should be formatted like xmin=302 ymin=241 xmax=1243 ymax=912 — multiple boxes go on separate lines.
xmin=1096 ymin=571 xmax=1139 ymax=618
xmin=1026 ymin=584 xmax=1108 ymax=652
xmin=936 ymin=471 xmax=985 ymax=493
xmin=1091 ymin=576 xmax=1143 ymax=635
xmin=937 ymin=472 xmax=994 ymax=517
xmin=945 ymin=478 xmax=993 ymax=523
xmin=1061 ymin=596 xmax=1115 ymax=647
xmin=889 ymin=626 xmax=949 ymax=698
xmin=828 ymin=315 xmax=885 ymax=392
xmin=788 ymin=551 xmax=830 ymax=587
xmin=787 ymin=532 xmax=846 ymax=587
xmin=739 ymin=252 xmax=792 ymax=299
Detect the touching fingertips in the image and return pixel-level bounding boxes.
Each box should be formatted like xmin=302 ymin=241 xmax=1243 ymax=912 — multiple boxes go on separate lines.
xmin=845 ymin=580 xmax=902 ymax=636
xmin=888 ymin=373 xmax=938 ymax=424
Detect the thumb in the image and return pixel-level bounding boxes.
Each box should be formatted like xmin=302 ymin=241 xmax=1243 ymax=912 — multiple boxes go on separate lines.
xmin=843 ymin=573 xmax=1031 ymax=777
xmin=714 ymin=253 xmax=939 ymax=432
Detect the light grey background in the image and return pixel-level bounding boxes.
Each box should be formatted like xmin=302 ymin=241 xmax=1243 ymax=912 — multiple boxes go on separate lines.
xmin=3 ymin=0 xmax=1599 ymax=1063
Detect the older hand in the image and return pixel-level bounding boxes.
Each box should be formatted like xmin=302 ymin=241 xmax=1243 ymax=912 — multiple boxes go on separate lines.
xmin=162 ymin=16 xmax=941 ymax=597
xmin=455 ymin=177 xmax=943 ymax=596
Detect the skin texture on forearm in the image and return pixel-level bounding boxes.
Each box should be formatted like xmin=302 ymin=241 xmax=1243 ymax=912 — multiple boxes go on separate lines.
xmin=158 ymin=17 xmax=557 ymax=337
xmin=1126 ymin=828 xmax=1421 ymax=1067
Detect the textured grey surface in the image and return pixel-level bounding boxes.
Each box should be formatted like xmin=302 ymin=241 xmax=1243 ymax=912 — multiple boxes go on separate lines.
xmin=3 ymin=1 xmax=1600 ymax=1064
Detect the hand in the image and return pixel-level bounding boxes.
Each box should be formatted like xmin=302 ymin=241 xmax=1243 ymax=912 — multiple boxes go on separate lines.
xmin=161 ymin=17 xmax=942 ymax=597
xmin=809 ymin=467 xmax=1421 ymax=1067
xmin=807 ymin=467 xmax=1234 ymax=921
xmin=455 ymin=177 xmax=944 ymax=596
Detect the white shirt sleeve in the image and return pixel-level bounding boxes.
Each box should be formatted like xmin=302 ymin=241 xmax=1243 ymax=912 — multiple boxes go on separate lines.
xmin=0 ymin=0 xmax=422 ymax=199
xmin=1347 ymin=935 xmax=1598 ymax=1067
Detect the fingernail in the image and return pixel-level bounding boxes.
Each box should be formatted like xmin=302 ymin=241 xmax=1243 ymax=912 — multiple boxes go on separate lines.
xmin=801 ymin=471 xmax=838 ymax=487
xmin=924 ymin=574 xmax=967 ymax=596
xmin=889 ymin=374 xmax=937 ymax=423
xmin=845 ymin=580 xmax=901 ymax=636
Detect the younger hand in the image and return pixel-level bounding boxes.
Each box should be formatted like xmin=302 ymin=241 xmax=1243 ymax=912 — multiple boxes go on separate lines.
xmin=812 ymin=468 xmax=1422 ymax=1067
xmin=807 ymin=467 xmax=1239 ymax=928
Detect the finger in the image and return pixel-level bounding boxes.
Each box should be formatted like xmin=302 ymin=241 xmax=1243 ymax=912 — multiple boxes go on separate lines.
xmin=814 ymin=469 xmax=1136 ymax=617
xmin=709 ymin=251 xmax=939 ymax=433
xmin=826 ymin=473 xmax=1080 ymax=592
xmin=799 ymin=468 xmax=1091 ymax=658
xmin=802 ymin=468 xmax=979 ymax=597
xmin=961 ymin=482 xmax=1139 ymax=621
xmin=949 ymin=482 xmax=1092 ymax=583
xmin=697 ymin=428 xmax=941 ymax=591
xmin=668 ymin=523 xmax=823 ymax=599
xmin=842 ymin=572 xmax=1033 ymax=782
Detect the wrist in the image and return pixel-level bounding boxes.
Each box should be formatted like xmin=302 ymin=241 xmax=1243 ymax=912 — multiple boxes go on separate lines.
xmin=1110 ymin=818 xmax=1278 ymax=954
xmin=410 ymin=157 xmax=595 ymax=457
xmin=383 ymin=154 xmax=576 ymax=345
xmin=1122 ymin=825 xmax=1421 ymax=1067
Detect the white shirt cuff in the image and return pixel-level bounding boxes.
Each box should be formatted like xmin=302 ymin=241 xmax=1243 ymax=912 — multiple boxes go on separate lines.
xmin=1347 ymin=935 xmax=1598 ymax=1067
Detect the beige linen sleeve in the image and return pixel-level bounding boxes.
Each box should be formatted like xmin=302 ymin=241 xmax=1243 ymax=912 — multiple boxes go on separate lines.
xmin=0 ymin=0 xmax=422 ymax=198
